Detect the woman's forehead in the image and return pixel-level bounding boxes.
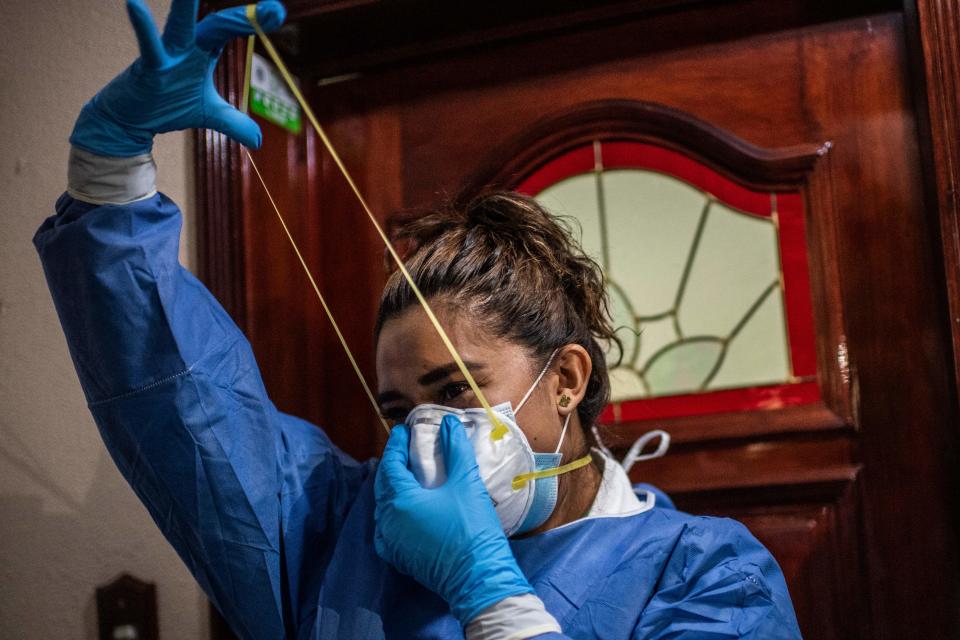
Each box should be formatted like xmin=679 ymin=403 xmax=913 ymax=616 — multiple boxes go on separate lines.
xmin=375 ymin=305 xmax=526 ymax=384
xmin=377 ymin=307 xmax=485 ymax=367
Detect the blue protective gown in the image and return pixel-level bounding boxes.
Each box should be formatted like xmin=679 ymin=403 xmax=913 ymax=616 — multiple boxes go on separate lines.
xmin=34 ymin=192 xmax=803 ymax=639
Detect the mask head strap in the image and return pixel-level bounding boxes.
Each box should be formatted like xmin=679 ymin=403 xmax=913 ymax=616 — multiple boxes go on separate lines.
xmin=515 ymin=349 xmax=560 ymax=415
xmin=555 ymin=413 xmax=571 ymax=455
xmin=621 ymin=430 xmax=671 ymax=474
xmin=511 ymin=450 xmax=592 ymax=491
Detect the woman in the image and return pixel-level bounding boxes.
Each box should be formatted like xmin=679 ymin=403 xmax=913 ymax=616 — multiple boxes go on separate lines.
xmin=35 ymin=1 xmax=802 ymax=638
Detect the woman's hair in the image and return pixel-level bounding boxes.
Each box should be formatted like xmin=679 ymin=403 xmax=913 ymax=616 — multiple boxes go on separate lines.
xmin=375 ymin=191 xmax=620 ymax=430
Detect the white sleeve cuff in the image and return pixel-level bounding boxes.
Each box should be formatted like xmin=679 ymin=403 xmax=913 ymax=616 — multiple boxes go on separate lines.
xmin=465 ymin=594 xmax=561 ymax=640
xmin=67 ymin=146 xmax=157 ymax=205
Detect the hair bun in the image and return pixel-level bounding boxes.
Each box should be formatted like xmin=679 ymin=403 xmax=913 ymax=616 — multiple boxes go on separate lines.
xmin=465 ymin=193 xmax=540 ymax=229
xmin=379 ymin=191 xmax=620 ymax=429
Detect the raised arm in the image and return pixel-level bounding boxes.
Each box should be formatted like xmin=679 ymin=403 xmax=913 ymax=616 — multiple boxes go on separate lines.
xmin=34 ymin=2 xmax=370 ymax=637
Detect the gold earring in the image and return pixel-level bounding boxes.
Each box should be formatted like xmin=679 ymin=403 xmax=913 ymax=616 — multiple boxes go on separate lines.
xmin=558 ymin=393 xmax=571 ymax=408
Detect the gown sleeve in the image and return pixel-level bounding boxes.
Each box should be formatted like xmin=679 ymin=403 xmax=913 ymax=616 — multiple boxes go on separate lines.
xmin=633 ymin=517 xmax=803 ymax=639
xmin=33 ymin=185 xmax=371 ymax=638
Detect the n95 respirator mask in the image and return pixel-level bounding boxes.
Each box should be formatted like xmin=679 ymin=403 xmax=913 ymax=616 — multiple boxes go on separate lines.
xmin=405 ymin=351 xmax=591 ymax=537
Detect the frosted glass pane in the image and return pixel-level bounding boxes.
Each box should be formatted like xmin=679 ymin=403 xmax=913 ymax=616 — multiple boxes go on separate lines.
xmin=645 ymin=339 xmax=723 ymax=396
xmin=602 ymin=170 xmax=707 ymax=316
xmin=607 ymin=279 xmax=639 ymax=368
xmin=534 ymin=159 xmax=795 ymax=404
xmin=707 ymin=287 xmax=791 ymax=390
xmin=609 ymin=366 xmax=648 ymax=402
xmin=537 ymin=174 xmax=603 ymax=265
xmin=678 ymin=202 xmax=779 ymax=337
xmin=636 ymin=316 xmax=678 ymax=371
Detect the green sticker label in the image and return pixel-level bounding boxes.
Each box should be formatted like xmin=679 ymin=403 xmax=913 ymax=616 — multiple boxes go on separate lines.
xmin=250 ymin=53 xmax=302 ymax=135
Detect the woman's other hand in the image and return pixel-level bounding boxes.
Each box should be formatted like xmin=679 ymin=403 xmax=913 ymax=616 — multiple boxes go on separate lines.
xmin=374 ymin=415 xmax=535 ymax=627
xmin=70 ymin=0 xmax=286 ymax=157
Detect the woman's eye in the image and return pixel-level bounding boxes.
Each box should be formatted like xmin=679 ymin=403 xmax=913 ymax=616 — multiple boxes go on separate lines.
xmin=439 ymin=382 xmax=471 ymax=404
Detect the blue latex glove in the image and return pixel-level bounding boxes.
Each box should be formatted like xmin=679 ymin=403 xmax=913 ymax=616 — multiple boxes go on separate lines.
xmin=374 ymin=415 xmax=535 ymax=626
xmin=70 ymin=0 xmax=286 ymax=157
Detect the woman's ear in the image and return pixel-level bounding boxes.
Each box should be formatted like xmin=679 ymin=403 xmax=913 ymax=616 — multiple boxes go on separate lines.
xmin=554 ymin=344 xmax=592 ymax=415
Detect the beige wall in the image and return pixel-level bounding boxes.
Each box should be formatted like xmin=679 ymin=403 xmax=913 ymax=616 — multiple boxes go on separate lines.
xmin=0 ymin=1 xmax=206 ymax=637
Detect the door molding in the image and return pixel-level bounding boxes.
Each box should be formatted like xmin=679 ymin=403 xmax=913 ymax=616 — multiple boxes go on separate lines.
xmin=908 ymin=0 xmax=960 ymax=414
xmin=463 ymin=100 xmax=851 ymax=444
xmin=464 ymin=99 xmax=830 ymax=194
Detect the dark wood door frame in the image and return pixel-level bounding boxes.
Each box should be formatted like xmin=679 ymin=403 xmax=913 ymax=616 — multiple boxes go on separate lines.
xmin=907 ymin=0 xmax=960 ymax=412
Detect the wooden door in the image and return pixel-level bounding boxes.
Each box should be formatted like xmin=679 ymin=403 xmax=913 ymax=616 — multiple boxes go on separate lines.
xmin=198 ymin=1 xmax=960 ymax=637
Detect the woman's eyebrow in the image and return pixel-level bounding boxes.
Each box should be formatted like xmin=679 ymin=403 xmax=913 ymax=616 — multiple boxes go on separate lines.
xmin=417 ymin=361 xmax=484 ymax=387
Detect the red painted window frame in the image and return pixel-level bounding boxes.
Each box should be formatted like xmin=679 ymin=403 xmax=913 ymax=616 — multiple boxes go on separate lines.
xmin=517 ymin=141 xmax=820 ymax=423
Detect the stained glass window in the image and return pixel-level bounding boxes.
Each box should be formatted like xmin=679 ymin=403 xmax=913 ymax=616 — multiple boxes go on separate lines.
xmin=518 ymin=141 xmax=818 ymax=422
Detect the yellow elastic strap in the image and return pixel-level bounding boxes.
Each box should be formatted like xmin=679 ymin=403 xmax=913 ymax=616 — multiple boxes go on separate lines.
xmin=240 ymin=33 xmax=255 ymax=115
xmin=244 ymin=149 xmax=390 ymax=434
xmin=244 ymin=5 xmax=508 ymax=440
xmin=511 ymin=453 xmax=593 ymax=491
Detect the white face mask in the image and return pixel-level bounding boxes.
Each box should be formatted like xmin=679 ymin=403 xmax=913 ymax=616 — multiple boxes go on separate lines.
xmin=406 ymin=351 xmax=592 ymax=536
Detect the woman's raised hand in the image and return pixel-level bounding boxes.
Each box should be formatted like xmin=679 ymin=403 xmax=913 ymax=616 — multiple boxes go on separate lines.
xmin=70 ymin=0 xmax=286 ymax=157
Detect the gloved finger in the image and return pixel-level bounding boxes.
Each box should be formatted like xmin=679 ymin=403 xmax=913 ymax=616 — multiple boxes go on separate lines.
xmin=204 ymin=98 xmax=263 ymax=149
xmin=162 ymin=0 xmax=199 ymax=51
xmin=439 ymin=414 xmax=479 ymax=480
xmin=195 ymin=1 xmax=287 ymax=53
xmin=375 ymin=424 xmax=420 ymax=498
xmin=126 ymin=0 xmax=165 ymax=68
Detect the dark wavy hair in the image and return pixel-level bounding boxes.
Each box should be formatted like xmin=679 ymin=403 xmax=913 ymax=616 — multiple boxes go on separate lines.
xmin=375 ymin=191 xmax=620 ymax=432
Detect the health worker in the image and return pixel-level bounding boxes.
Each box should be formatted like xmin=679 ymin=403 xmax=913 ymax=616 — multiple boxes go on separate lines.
xmin=34 ymin=1 xmax=804 ymax=638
